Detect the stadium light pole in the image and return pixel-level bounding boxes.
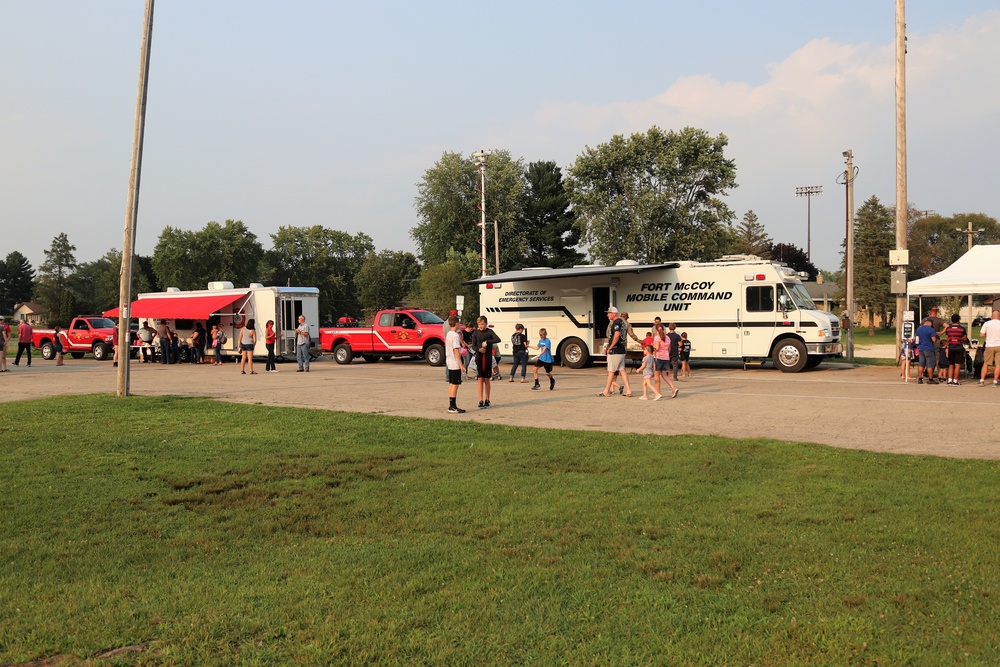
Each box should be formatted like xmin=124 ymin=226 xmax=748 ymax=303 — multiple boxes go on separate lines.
xmin=472 ymin=150 xmax=493 ymax=276
xmin=795 ymin=186 xmax=823 ymax=260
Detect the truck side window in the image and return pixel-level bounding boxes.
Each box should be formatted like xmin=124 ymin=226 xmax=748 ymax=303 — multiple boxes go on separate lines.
xmin=394 ymin=313 xmax=411 ymax=328
xmin=74 ymin=320 xmax=89 ymax=330
xmin=378 ymin=313 xmax=393 ymax=327
xmin=746 ymin=286 xmax=774 ymax=312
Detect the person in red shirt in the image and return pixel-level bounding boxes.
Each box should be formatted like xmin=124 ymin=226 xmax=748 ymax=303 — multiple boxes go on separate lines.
xmin=0 ymin=316 xmax=10 ymax=372
xmin=264 ymin=319 xmax=277 ymax=372
xmin=944 ymin=313 xmax=970 ymax=385
xmin=14 ymin=318 xmax=32 ymax=367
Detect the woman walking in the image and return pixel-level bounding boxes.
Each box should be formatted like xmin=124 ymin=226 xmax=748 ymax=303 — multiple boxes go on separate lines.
xmin=652 ymin=324 xmax=679 ymax=399
xmin=264 ymin=320 xmax=277 ymax=372
xmin=240 ymin=318 xmax=257 ymax=375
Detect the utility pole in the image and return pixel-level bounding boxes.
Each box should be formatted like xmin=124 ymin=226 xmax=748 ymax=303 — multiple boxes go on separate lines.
xmin=117 ymin=0 xmax=154 ymax=397
xmin=957 ymin=221 xmax=984 ymax=328
xmin=795 ymin=186 xmax=823 ymax=260
xmin=841 ymin=150 xmax=856 ymax=363
xmin=894 ymin=0 xmax=908 ymax=361
xmin=472 ymin=150 xmax=492 ymax=277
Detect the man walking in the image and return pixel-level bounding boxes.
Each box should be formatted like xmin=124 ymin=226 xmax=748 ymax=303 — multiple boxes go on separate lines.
xmin=667 ymin=322 xmax=683 ymax=381
xmin=600 ymin=307 xmax=632 ymax=397
xmin=978 ymin=310 xmax=1000 ymax=387
xmin=914 ymin=317 xmax=938 ymax=384
xmin=14 ymin=318 xmax=32 ymax=367
xmin=156 ymin=320 xmax=172 ymax=365
xmin=295 ymin=314 xmax=311 ymax=372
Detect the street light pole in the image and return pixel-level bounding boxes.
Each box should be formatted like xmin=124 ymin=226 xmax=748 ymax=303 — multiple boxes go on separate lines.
xmin=795 ymin=186 xmax=823 ymax=260
xmin=472 ymin=150 xmax=492 ymax=277
xmin=894 ymin=0 xmax=909 ymax=361
xmin=841 ymin=150 xmax=856 ymax=363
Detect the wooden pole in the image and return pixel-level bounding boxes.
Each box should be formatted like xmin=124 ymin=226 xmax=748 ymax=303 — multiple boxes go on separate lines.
xmin=894 ymin=0 xmax=908 ymax=359
xmin=117 ymin=0 xmax=155 ymax=397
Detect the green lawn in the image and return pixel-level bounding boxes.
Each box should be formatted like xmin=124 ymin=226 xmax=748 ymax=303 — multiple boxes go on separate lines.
xmin=2 ymin=396 xmax=999 ymax=665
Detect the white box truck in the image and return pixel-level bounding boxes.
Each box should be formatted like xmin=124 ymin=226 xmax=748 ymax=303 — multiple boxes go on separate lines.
xmin=108 ymin=282 xmax=320 ymax=359
xmin=466 ymin=256 xmax=842 ymax=372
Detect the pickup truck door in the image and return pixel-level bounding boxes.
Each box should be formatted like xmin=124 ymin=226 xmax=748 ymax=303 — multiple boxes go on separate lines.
xmin=68 ymin=320 xmax=91 ymax=349
xmin=374 ymin=312 xmax=423 ymax=352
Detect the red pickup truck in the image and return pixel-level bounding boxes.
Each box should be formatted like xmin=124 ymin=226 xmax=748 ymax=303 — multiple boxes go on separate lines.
xmin=320 ymin=309 xmax=447 ymax=366
xmin=33 ymin=316 xmax=117 ymax=361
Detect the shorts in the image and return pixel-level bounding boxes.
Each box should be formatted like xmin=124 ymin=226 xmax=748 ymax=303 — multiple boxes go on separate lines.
xmin=534 ymin=359 xmax=553 ymax=373
xmin=948 ymin=347 xmax=965 ymax=365
xmin=918 ymin=349 xmax=935 ymax=367
xmin=606 ymin=353 xmax=626 ymax=373
xmin=937 ymin=349 xmax=949 ymax=368
xmin=984 ymin=346 xmax=1000 ymax=368
xmin=240 ymin=343 xmax=254 ymax=352
xmin=679 ymin=352 xmax=690 ymax=362
xmin=447 ymin=369 xmax=463 ymax=385
xmin=654 ymin=358 xmax=670 ymax=371
xmin=476 ymin=353 xmax=493 ymax=379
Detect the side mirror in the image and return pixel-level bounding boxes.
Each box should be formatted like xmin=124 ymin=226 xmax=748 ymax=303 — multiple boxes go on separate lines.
xmin=778 ymin=294 xmax=789 ymax=313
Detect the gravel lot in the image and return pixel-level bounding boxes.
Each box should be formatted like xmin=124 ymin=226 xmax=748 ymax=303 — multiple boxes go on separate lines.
xmin=2 ymin=355 xmax=996 ymax=460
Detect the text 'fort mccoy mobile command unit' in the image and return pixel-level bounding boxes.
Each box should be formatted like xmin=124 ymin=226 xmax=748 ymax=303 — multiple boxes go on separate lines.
xmin=468 ymin=256 xmax=842 ymax=372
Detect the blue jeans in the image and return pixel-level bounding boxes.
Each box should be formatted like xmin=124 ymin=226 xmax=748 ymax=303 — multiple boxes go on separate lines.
xmin=265 ymin=342 xmax=276 ymax=371
xmin=510 ymin=350 xmax=528 ymax=379
xmin=296 ymin=343 xmax=309 ymax=370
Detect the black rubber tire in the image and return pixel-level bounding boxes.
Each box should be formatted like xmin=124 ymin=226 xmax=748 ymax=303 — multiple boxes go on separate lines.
xmin=425 ymin=343 xmax=445 ymax=367
xmin=71 ymin=352 xmax=85 ymax=359
xmin=362 ymin=354 xmax=381 ymax=363
xmin=804 ymin=356 xmax=823 ymax=370
xmin=772 ymin=338 xmax=808 ymax=373
xmin=559 ymin=337 xmax=590 ymax=369
xmin=334 ymin=343 xmax=353 ymax=365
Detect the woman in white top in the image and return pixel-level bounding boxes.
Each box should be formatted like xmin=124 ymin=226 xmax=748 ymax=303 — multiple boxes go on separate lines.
xmin=240 ymin=318 xmax=258 ymax=375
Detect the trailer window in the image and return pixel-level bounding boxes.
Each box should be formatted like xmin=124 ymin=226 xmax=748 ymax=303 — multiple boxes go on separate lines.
xmin=746 ymin=286 xmax=774 ymax=312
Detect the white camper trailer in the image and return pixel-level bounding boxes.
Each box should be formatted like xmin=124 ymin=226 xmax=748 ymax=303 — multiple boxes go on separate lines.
xmin=467 ymin=257 xmax=842 ymax=372
xmin=110 ymin=282 xmax=320 ymax=359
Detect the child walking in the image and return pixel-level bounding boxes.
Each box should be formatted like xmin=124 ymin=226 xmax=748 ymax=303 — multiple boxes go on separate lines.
xmin=530 ymin=328 xmax=555 ymax=390
xmin=679 ymin=332 xmax=692 ymax=378
xmin=637 ymin=344 xmax=660 ymax=400
xmin=471 ymin=315 xmax=501 ymax=409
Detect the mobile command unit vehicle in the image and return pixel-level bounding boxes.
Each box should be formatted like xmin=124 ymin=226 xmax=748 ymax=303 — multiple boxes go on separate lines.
xmin=104 ymin=282 xmax=320 ymax=359
xmin=32 ymin=316 xmax=116 ymax=360
xmin=319 ymin=309 xmax=447 ymax=366
xmin=468 ymin=256 xmax=842 ymax=372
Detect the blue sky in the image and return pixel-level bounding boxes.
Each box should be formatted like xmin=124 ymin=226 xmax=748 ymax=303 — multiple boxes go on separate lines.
xmin=3 ymin=1 xmax=998 ymax=275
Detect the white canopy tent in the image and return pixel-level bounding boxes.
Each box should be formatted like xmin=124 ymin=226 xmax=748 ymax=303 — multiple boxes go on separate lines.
xmin=907 ymin=245 xmax=1000 ymax=298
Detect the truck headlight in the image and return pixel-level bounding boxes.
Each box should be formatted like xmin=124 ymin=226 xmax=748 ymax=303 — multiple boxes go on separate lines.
xmin=817 ymin=329 xmax=829 ymax=338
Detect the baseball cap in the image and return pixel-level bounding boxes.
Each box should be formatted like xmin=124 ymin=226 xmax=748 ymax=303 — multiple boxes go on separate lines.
xmin=607 ymin=306 xmax=619 ymax=314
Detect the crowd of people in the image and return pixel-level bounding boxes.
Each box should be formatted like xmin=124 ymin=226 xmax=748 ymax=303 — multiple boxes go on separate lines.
xmin=903 ymin=307 xmax=1000 ymax=386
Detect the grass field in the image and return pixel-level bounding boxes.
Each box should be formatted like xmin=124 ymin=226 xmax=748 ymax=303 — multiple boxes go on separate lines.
xmin=2 ymin=396 xmax=1000 ymax=665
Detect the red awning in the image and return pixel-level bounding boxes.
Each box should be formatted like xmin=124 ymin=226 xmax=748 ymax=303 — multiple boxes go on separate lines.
xmin=104 ymin=292 xmax=249 ymax=320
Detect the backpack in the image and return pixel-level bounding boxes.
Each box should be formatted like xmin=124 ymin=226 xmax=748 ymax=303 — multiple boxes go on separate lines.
xmin=218 ymin=330 xmax=227 ymax=345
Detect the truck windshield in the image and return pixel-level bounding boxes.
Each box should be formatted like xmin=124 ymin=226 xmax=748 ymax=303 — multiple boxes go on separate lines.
xmin=783 ymin=283 xmax=818 ymax=310
xmin=88 ymin=318 xmax=117 ymax=328
xmin=410 ymin=311 xmax=444 ymax=325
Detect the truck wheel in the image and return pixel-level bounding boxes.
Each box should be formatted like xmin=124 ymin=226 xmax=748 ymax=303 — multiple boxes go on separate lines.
xmin=40 ymin=342 xmax=55 ymax=360
xmin=362 ymin=354 xmax=381 ymax=363
xmin=772 ymin=338 xmax=807 ymax=373
xmin=560 ymin=337 xmax=590 ymax=369
xmin=93 ymin=342 xmax=110 ymax=361
xmin=70 ymin=352 xmax=85 ymax=359
xmin=334 ymin=343 xmax=353 ymax=365
xmin=424 ymin=343 xmax=445 ymax=367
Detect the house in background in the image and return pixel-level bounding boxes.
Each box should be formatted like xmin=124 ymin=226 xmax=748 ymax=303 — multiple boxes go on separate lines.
xmin=13 ymin=302 xmax=49 ymax=325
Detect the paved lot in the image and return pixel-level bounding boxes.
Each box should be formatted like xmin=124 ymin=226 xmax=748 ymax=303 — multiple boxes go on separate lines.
xmin=1 ymin=356 xmax=997 ymax=460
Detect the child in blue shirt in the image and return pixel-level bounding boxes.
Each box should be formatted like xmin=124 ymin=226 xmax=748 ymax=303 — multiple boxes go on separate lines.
xmin=530 ymin=328 xmax=555 ymax=391
xmin=637 ymin=344 xmax=660 ymax=400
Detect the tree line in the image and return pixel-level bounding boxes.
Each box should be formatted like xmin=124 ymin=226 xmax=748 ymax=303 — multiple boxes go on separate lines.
xmin=2 ymin=124 xmax=994 ymax=327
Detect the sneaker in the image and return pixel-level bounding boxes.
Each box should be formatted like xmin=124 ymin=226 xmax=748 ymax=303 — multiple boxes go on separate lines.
xmin=448 ymin=406 xmax=466 ymax=414
xmin=484 ymin=399 xmax=491 ymax=408
xmin=953 ymin=381 xmax=962 ymax=386
xmin=994 ymin=381 xmax=999 ymax=387
xmin=917 ymin=378 xmax=924 ymax=384
xmin=639 ymin=396 xmax=648 ymax=400
xmin=532 ymin=383 xmax=540 ymax=390
xmin=478 ymin=401 xmax=485 ymax=409
xmin=979 ymin=380 xmax=985 ymax=386
xmin=926 ymin=378 xmax=938 ymax=384
xmin=618 ymin=385 xmax=624 ymax=395
xmin=654 ymin=394 xmax=663 ymax=401
xmin=671 ymin=388 xmax=679 ymax=399
xmin=549 ymin=377 xmax=555 ymax=390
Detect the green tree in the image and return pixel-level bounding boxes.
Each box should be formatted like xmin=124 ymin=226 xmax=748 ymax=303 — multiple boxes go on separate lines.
xmin=520 ymin=161 xmax=584 ymax=268
xmin=567 ymin=126 xmax=737 ymax=264
xmin=908 ymin=212 xmax=1000 ymax=280
xmin=411 ymin=150 xmax=526 ymax=273
xmin=71 ymin=249 xmax=154 ymax=315
xmin=36 ymin=233 xmax=78 ymax=321
xmin=850 ymin=196 xmax=895 ymax=336
xmin=731 ymin=210 xmax=772 ymax=257
xmin=266 ymin=226 xmax=374 ymax=323
xmin=354 ymin=250 xmax=421 ymax=316
xmin=409 ymin=249 xmax=480 ymax=320
xmin=768 ymin=242 xmax=819 ymax=280
xmin=0 ymin=251 xmax=35 ymax=314
xmin=152 ymin=220 xmax=265 ymax=290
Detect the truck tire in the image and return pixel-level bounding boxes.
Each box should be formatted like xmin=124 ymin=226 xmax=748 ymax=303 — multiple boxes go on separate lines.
xmin=93 ymin=342 xmax=110 ymax=361
xmin=772 ymin=338 xmax=807 ymax=373
xmin=333 ymin=343 xmax=354 ymax=365
xmin=362 ymin=354 xmax=381 ymax=363
xmin=804 ymin=356 xmax=823 ymax=370
xmin=70 ymin=352 xmax=85 ymax=359
xmin=424 ymin=343 xmax=445 ymax=367
xmin=559 ymin=337 xmax=590 ymax=369
xmin=40 ymin=341 xmax=55 ymax=360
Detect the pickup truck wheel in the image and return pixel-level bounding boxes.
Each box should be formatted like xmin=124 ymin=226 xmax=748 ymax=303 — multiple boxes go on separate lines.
xmin=772 ymin=338 xmax=807 ymax=373
xmin=362 ymin=354 xmax=381 ymax=363
xmin=70 ymin=352 xmax=85 ymax=359
xmin=40 ymin=342 xmax=55 ymax=360
xmin=560 ymin=337 xmax=590 ymax=369
xmin=92 ymin=342 xmax=110 ymax=361
xmin=333 ymin=343 xmax=354 ymax=365
xmin=425 ymin=343 xmax=445 ymax=367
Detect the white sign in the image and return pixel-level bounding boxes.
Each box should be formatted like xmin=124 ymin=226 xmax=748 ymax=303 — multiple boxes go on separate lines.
xmin=903 ymin=310 xmax=914 ymax=322
xmin=455 ymin=295 xmax=465 ymax=311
